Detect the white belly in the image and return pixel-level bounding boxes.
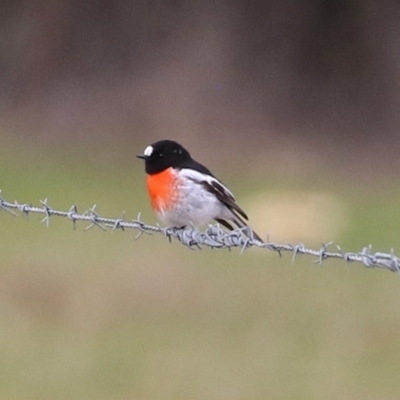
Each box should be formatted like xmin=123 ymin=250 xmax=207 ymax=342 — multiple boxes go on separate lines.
xmin=156 ymin=179 xmax=231 ymax=227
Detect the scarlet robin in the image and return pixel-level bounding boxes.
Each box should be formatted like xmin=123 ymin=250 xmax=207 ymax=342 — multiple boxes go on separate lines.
xmin=137 ymin=140 xmax=262 ymax=241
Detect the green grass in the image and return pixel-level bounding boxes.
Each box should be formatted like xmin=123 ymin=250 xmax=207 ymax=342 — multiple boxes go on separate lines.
xmin=0 ymin=142 xmax=400 ymax=399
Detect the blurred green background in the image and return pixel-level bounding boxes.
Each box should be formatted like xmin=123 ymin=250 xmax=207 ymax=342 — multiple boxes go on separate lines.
xmin=1 ymin=2 xmax=400 ymax=399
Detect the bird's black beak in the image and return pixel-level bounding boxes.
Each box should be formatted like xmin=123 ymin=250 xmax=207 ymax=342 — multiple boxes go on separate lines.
xmin=136 ymin=154 xmax=147 ymax=160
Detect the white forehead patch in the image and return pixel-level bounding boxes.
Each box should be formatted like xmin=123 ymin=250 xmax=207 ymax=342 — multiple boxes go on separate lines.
xmin=144 ymin=145 xmax=153 ymax=157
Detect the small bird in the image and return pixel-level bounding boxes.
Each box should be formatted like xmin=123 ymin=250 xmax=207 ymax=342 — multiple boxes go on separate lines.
xmin=137 ymin=140 xmax=262 ymax=241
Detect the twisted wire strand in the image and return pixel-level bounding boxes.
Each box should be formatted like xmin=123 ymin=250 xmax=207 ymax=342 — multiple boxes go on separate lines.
xmin=0 ymin=190 xmax=398 ymax=273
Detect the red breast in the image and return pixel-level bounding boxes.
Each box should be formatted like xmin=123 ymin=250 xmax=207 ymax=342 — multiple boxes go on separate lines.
xmin=146 ymin=167 xmax=179 ymax=212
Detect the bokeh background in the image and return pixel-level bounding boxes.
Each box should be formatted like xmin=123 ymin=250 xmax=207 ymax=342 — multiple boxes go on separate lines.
xmin=1 ymin=1 xmax=400 ymax=399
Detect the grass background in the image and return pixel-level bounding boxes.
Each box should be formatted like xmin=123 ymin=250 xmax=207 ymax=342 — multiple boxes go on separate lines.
xmin=1 ymin=138 xmax=400 ymax=400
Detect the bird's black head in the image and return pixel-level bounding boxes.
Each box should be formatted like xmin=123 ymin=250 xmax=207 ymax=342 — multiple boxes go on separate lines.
xmin=137 ymin=140 xmax=192 ymax=174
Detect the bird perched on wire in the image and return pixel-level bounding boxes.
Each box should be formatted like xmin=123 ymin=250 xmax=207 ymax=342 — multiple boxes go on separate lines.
xmin=137 ymin=140 xmax=262 ymax=241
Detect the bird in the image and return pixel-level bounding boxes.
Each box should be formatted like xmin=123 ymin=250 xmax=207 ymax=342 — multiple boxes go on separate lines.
xmin=137 ymin=140 xmax=262 ymax=241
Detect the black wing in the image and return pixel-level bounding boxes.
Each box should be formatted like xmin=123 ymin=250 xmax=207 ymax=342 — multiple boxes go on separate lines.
xmin=178 ymin=158 xmax=249 ymax=221
xmin=202 ymin=179 xmax=248 ymax=221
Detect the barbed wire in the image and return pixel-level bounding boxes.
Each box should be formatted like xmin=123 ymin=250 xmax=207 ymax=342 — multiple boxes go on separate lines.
xmin=0 ymin=190 xmax=398 ymax=273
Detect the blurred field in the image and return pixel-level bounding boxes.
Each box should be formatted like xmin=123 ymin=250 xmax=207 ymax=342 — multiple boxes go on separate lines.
xmin=0 ymin=138 xmax=399 ymax=400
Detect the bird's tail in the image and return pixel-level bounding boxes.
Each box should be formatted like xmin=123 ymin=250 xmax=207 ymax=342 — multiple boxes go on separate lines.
xmin=215 ymin=216 xmax=263 ymax=242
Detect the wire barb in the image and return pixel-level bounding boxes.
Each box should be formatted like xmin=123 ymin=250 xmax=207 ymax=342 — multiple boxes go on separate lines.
xmin=0 ymin=192 xmax=399 ymax=273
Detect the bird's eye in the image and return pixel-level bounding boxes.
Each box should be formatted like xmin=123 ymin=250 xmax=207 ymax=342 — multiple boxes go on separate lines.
xmin=159 ymin=153 xmax=163 ymax=157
